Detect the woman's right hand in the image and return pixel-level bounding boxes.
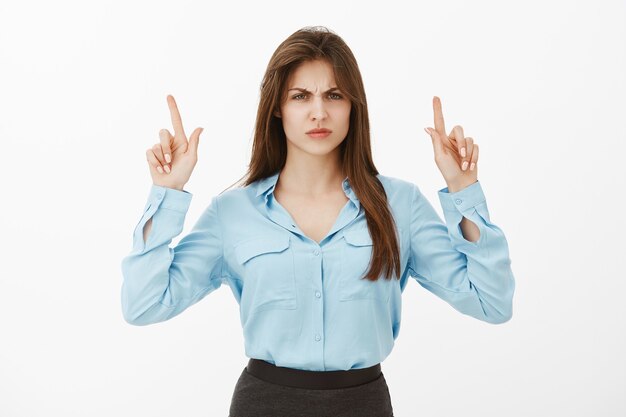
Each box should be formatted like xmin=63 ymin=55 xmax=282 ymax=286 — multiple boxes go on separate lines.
xmin=147 ymin=95 xmax=204 ymax=190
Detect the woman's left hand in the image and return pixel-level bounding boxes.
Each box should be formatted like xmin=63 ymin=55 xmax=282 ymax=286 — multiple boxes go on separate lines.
xmin=424 ymin=96 xmax=479 ymax=189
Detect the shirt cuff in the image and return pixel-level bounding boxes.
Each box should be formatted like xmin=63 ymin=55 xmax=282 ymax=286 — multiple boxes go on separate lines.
xmin=437 ymin=180 xmax=486 ymax=214
xmin=149 ymin=184 xmax=193 ymax=213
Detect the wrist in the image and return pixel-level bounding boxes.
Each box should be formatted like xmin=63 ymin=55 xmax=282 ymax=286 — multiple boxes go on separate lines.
xmin=446 ymin=179 xmax=477 ymax=193
xmin=154 ymin=182 xmax=186 ymax=191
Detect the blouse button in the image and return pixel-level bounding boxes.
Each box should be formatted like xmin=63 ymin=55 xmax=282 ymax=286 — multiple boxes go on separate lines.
xmin=313 ymin=249 xmax=320 ymax=256
xmin=454 ymin=198 xmax=462 ymax=205
xmin=315 ymin=291 xmax=321 ymax=298
xmin=315 ymin=334 xmax=321 ymax=341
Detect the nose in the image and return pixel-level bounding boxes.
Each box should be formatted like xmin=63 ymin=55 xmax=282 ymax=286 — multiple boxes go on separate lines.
xmin=309 ymin=96 xmax=328 ymax=121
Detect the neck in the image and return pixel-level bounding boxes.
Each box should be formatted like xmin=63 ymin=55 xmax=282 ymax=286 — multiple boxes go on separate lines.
xmin=277 ymin=150 xmax=345 ymax=198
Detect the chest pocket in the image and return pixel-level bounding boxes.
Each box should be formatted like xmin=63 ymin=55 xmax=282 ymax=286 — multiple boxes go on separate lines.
xmin=234 ymin=234 xmax=297 ymax=312
xmin=339 ymin=227 xmax=393 ymax=302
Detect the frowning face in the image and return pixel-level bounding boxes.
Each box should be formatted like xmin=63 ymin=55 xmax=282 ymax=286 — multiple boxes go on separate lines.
xmin=276 ymin=59 xmax=351 ymax=159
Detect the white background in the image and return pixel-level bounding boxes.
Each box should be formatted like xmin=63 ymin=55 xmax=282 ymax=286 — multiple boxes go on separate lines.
xmin=1 ymin=0 xmax=624 ymax=416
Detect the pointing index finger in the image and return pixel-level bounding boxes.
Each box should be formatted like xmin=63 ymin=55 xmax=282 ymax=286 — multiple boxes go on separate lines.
xmin=433 ymin=96 xmax=446 ymax=137
xmin=167 ymin=95 xmax=187 ymax=139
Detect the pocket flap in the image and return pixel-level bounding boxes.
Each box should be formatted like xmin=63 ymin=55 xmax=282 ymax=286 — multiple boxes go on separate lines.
xmin=342 ymin=227 xmax=373 ymax=247
xmin=234 ymin=235 xmax=290 ymax=264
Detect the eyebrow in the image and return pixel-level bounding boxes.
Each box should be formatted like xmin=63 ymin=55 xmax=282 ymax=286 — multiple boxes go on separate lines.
xmin=287 ymin=87 xmax=340 ymax=94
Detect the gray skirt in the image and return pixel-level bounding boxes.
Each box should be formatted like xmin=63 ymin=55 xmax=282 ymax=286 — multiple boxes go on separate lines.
xmin=228 ymin=361 xmax=394 ymax=417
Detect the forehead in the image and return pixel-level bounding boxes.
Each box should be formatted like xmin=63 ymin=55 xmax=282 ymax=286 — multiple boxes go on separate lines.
xmin=287 ymin=59 xmax=336 ymax=88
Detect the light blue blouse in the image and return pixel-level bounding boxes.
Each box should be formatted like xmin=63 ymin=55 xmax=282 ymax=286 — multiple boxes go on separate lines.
xmin=121 ymin=171 xmax=515 ymax=371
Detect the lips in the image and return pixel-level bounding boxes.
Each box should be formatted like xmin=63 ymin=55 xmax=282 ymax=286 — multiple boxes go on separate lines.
xmin=306 ymin=128 xmax=332 ymax=134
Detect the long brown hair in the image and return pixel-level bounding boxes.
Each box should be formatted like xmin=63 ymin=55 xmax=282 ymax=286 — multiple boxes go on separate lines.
xmin=226 ymin=26 xmax=401 ymax=282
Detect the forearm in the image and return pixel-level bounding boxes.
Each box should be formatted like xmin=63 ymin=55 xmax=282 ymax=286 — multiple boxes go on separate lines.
xmin=447 ymin=179 xmax=480 ymax=243
xmin=459 ymin=216 xmax=480 ymax=242
xmin=141 ymin=185 xmax=183 ymax=243
xmin=143 ymin=218 xmax=153 ymax=243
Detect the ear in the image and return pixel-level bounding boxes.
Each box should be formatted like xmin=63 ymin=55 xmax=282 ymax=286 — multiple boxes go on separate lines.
xmin=273 ymin=110 xmax=281 ymax=118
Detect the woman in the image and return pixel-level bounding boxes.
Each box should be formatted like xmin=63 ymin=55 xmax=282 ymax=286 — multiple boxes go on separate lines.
xmin=121 ymin=26 xmax=515 ymax=417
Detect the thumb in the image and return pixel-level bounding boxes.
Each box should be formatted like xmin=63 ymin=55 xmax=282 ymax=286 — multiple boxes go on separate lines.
xmin=188 ymin=127 xmax=204 ymax=155
xmin=424 ymin=127 xmax=444 ymax=156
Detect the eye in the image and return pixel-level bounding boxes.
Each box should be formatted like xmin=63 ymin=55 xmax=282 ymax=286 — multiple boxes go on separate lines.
xmin=291 ymin=92 xmax=344 ymax=100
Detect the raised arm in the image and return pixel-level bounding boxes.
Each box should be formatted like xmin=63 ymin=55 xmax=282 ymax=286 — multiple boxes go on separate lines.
xmin=120 ymin=188 xmax=225 ymax=325
xmin=121 ymin=94 xmax=222 ymax=326
xmin=407 ymin=182 xmax=515 ymax=324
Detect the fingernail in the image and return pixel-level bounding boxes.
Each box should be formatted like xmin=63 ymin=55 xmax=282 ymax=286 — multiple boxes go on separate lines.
xmin=157 ymin=166 xmax=163 ymax=173
xmin=470 ymin=162 xmax=475 ymax=171
xmin=461 ymin=147 xmax=466 ymax=157
xmin=165 ymin=153 xmax=171 ymax=163
xmin=462 ymin=161 xmax=468 ymax=171
xmin=424 ymin=127 xmax=430 ymax=135
xmin=164 ymin=165 xmax=170 ymax=173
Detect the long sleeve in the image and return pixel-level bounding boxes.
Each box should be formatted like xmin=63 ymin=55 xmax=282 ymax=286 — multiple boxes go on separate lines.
xmin=120 ymin=185 xmax=225 ymax=326
xmin=407 ymin=181 xmax=515 ymax=324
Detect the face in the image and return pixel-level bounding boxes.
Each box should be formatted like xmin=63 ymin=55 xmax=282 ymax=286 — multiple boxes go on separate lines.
xmin=275 ymin=59 xmax=351 ymax=160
